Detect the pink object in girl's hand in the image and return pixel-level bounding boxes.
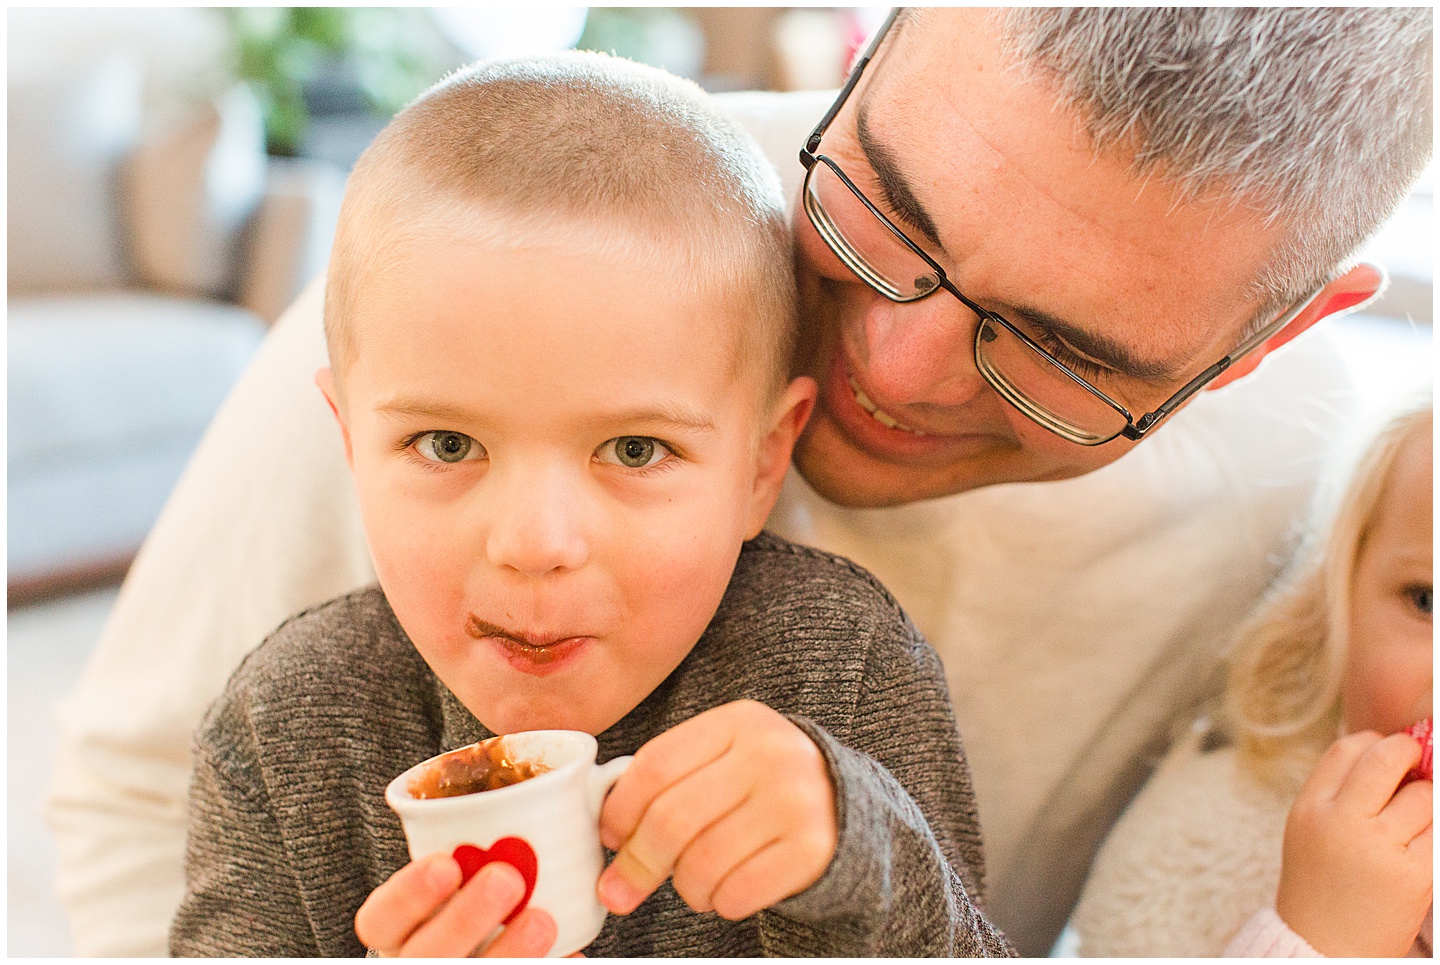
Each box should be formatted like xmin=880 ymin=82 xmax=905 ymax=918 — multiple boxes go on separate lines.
xmin=1400 ymin=717 xmax=1432 ymax=787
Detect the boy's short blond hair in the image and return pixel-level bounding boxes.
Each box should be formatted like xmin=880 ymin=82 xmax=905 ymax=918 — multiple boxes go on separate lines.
xmin=325 ymin=51 xmax=796 ymax=404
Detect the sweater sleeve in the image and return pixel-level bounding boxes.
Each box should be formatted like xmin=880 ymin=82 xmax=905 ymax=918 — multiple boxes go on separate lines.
xmin=169 ymin=716 xmax=318 ymax=956
xmin=756 ymin=625 xmax=1013 ymax=956
xmin=1224 ymin=908 xmax=1324 ymax=958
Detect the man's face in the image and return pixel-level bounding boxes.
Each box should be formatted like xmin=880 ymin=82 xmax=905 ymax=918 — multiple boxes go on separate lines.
xmin=791 ymin=9 xmax=1286 ymax=506
xmin=325 ymin=232 xmax=777 ymax=736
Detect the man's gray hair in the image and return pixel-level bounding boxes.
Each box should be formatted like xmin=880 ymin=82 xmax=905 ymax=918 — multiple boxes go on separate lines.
xmin=993 ymin=7 xmax=1432 ymax=314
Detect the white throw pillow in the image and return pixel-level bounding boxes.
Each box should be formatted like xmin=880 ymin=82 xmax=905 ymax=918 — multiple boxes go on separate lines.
xmin=123 ymin=84 xmax=268 ymax=300
xmin=6 ymin=54 xmax=143 ymax=294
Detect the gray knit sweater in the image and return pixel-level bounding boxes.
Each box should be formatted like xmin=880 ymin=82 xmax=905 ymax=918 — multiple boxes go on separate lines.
xmin=171 ymin=532 xmax=1012 ymax=957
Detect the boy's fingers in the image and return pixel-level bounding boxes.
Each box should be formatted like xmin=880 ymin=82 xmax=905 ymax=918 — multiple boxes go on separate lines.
xmin=600 ymin=710 xmax=735 ymax=849
xmin=598 ymin=838 xmax=671 ymax=915
xmin=401 ymin=861 xmax=525 ymax=957
xmin=671 ymin=800 xmax=782 ymax=913
xmin=599 ymin=747 xmax=752 ymax=913
xmin=710 ymin=837 xmax=816 ymax=922
xmin=478 ymin=907 xmax=557 ymax=958
xmin=1338 ymin=732 xmax=1423 ymax=817
xmin=355 ymin=853 xmax=460 ymax=952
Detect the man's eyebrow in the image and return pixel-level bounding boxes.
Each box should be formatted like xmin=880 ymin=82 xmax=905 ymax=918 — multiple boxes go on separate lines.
xmin=1004 ymin=304 xmax=1184 ymax=383
xmin=855 ymin=100 xmax=944 ymax=250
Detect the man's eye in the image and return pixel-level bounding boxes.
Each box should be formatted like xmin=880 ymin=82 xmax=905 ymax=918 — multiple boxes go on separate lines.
xmin=1407 ymin=584 xmax=1433 ymax=617
xmin=1031 ymin=329 xmax=1113 ymax=382
xmin=596 ymin=436 xmax=670 ymax=470
xmin=414 ymin=431 xmax=484 ymax=464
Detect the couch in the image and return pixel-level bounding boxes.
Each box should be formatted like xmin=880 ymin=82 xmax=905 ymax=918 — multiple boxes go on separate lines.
xmin=7 ymin=10 xmax=348 ymax=599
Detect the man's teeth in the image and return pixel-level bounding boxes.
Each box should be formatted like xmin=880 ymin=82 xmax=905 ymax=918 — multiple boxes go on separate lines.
xmin=849 ymin=378 xmax=926 ymax=435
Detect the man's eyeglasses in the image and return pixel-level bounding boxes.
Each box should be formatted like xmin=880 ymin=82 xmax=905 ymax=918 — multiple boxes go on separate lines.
xmin=797 ymin=8 xmax=1320 ymax=446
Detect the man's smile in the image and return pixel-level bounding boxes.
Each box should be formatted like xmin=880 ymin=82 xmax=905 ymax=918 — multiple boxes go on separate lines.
xmin=849 ymin=377 xmax=927 ymax=436
xmin=818 ymin=342 xmax=1013 ymax=465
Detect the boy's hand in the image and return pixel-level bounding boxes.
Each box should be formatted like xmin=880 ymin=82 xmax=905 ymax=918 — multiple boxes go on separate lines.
xmin=597 ymin=699 xmax=838 ymax=920
xmin=1276 ymin=730 xmax=1433 ymax=957
xmin=355 ymin=852 xmax=559 ymax=957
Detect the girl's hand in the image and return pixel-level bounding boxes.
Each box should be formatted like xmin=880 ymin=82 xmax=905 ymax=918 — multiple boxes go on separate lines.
xmin=355 ymin=852 xmax=559 ymax=957
xmin=596 ymin=699 xmax=838 ymax=920
xmin=1276 ymin=729 xmax=1433 ymax=957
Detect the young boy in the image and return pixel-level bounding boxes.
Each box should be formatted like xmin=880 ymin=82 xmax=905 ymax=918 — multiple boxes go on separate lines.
xmin=170 ymin=52 xmax=1010 ymax=958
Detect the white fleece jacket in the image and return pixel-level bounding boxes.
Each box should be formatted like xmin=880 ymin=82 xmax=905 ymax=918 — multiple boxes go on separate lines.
xmin=1070 ymin=730 xmax=1432 ymax=957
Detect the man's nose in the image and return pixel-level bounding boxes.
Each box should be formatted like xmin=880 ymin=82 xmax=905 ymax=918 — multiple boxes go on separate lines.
xmin=484 ymin=466 xmax=589 ymax=578
xmin=863 ymin=293 xmax=990 ymax=408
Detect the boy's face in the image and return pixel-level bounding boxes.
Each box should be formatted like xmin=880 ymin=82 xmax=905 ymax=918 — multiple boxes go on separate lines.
xmin=320 ymin=230 xmax=811 ymax=736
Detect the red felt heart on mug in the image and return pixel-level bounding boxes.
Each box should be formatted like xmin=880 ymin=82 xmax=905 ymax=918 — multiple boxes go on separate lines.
xmin=453 ymin=838 xmax=539 ymax=924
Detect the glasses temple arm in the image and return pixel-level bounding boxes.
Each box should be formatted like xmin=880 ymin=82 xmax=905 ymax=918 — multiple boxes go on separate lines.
xmin=1130 ymin=286 xmax=1324 ymax=435
xmin=803 ymin=8 xmax=902 ymax=158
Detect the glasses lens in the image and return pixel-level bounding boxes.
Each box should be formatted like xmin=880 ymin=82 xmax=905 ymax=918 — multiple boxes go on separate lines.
xmin=974 ymin=318 xmax=1130 ymax=446
xmin=804 ymin=159 xmax=941 ymax=302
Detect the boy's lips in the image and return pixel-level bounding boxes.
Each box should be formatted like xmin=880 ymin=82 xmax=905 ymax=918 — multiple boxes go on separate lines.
xmin=466 ymin=616 xmax=593 ymax=677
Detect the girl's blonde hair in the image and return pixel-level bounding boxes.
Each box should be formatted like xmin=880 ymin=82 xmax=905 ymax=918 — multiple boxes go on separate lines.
xmin=1225 ymin=396 xmax=1433 ymax=787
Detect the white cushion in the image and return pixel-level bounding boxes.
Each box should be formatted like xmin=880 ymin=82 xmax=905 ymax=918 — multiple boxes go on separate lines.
xmin=7 ymin=293 xmax=266 ymax=472
xmin=7 ymin=55 xmax=143 ymax=294
xmin=123 ymin=85 xmax=268 ymax=300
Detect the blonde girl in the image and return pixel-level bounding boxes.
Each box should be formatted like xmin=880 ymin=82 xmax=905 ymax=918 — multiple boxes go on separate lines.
xmin=1069 ymin=399 xmax=1432 ymax=957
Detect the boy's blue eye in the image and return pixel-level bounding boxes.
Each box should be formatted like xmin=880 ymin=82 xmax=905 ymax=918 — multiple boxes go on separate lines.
xmin=415 ymin=431 xmax=483 ymax=464
xmin=598 ymin=436 xmax=669 ymax=469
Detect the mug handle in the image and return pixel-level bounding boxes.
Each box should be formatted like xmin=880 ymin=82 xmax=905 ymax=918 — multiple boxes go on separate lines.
xmin=587 ymin=755 xmax=633 ymax=819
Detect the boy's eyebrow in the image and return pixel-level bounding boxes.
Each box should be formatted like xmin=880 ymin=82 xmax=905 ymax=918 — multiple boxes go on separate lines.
xmin=373 ymin=397 xmax=718 ymax=433
xmin=374 ymin=398 xmax=484 ymax=424
xmin=590 ymin=404 xmax=717 ymax=434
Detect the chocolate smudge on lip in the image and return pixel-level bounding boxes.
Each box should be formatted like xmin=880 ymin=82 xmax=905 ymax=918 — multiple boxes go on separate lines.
xmin=467 ymin=615 xmax=582 ymax=664
xmin=466 ymin=615 xmax=536 ymax=645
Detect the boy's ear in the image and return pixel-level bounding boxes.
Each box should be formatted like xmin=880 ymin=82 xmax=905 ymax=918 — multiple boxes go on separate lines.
xmin=745 ymin=376 xmax=818 ymax=539
xmin=1208 ymin=262 xmax=1385 ymax=391
xmin=314 ymin=368 xmax=355 ymax=468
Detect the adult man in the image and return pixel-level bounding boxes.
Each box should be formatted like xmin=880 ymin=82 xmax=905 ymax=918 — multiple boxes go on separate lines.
xmin=46 ymin=8 xmax=1431 ymax=956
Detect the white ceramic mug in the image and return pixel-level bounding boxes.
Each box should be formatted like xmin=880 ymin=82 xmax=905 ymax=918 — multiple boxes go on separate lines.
xmin=386 ymin=730 xmax=632 ymax=957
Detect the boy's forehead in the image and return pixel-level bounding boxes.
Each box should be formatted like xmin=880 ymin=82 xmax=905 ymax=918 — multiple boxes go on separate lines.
xmin=349 ymin=229 xmax=759 ymax=405
xmin=348 ymin=212 xmax=770 ymax=391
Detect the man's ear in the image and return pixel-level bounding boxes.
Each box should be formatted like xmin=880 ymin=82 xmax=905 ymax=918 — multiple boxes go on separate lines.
xmin=315 ymin=367 xmax=355 ymax=468
xmin=1208 ymin=262 xmax=1386 ymax=391
xmin=745 ymin=376 xmax=818 ymax=539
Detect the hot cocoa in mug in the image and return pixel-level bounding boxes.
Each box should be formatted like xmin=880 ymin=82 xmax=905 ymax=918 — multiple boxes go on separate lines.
xmin=386 ymin=731 xmax=632 ymax=957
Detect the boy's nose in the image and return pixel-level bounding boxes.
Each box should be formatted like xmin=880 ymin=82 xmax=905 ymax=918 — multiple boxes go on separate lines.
xmin=484 ymin=470 xmax=590 ymax=578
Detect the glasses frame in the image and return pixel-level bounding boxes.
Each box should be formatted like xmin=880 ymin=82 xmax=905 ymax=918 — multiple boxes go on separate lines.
xmin=797 ymin=8 xmax=1322 ymax=446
